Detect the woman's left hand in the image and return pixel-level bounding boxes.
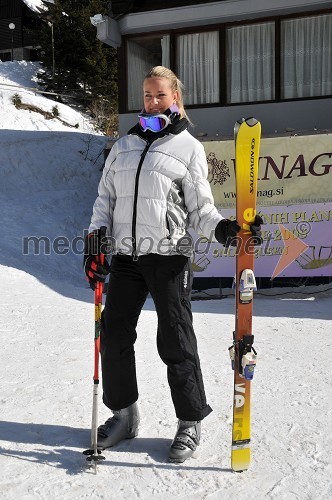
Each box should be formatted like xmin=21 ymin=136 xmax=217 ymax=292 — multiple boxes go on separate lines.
xmin=215 ymin=215 xmax=264 ymax=247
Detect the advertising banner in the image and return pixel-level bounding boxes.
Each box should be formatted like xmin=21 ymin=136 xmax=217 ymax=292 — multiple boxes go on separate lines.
xmin=191 ymin=203 xmax=332 ymax=278
xmin=203 ymin=133 xmax=332 ymax=208
xmin=192 ymin=133 xmax=332 ymax=278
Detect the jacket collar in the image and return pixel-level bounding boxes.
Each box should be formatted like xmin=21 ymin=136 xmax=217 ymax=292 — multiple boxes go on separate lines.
xmin=128 ymin=116 xmax=189 ymax=143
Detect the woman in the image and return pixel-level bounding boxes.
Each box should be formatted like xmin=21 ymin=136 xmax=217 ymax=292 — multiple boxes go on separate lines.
xmin=84 ymin=66 xmax=262 ymax=463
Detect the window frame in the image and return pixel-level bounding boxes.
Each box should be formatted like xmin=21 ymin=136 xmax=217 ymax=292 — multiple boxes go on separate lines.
xmin=120 ymin=9 xmax=332 ymax=113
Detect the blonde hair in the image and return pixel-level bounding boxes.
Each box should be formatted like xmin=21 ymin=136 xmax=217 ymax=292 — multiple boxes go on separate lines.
xmin=144 ymin=66 xmax=190 ymax=121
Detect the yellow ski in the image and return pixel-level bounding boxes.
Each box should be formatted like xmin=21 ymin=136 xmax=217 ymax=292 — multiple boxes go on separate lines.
xmin=230 ymin=118 xmax=261 ymax=472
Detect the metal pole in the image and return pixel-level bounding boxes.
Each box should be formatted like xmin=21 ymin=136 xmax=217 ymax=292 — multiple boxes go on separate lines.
xmin=51 ymin=23 xmax=55 ymax=79
xmin=9 ymin=23 xmax=15 ymax=62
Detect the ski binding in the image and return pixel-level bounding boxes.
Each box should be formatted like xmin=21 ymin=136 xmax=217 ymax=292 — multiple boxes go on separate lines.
xmin=239 ymin=269 xmax=256 ymax=303
xmin=241 ymin=351 xmax=257 ymax=380
xmin=229 ymin=334 xmax=257 ymax=380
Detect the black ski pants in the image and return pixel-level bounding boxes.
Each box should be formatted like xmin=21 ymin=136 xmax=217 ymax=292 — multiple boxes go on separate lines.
xmin=100 ymin=253 xmax=212 ymax=422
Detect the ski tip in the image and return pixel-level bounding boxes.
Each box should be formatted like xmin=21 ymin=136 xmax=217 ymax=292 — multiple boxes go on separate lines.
xmin=234 ymin=117 xmax=260 ymax=138
xmin=245 ymin=117 xmax=259 ymax=127
xmin=235 ymin=117 xmax=259 ymax=128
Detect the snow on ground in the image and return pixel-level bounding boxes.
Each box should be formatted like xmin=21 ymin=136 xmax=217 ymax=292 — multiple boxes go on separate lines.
xmin=0 ymin=61 xmax=93 ymax=131
xmin=0 ymin=62 xmax=332 ymax=499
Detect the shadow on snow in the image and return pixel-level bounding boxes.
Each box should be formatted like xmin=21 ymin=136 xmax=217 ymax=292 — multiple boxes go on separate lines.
xmin=0 ymin=420 xmax=231 ymax=475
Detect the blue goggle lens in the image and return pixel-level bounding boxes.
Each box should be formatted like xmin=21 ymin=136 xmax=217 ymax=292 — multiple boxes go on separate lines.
xmin=138 ymin=114 xmax=170 ymax=132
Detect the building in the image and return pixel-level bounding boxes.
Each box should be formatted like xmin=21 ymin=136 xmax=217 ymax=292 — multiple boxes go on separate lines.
xmin=0 ymin=0 xmax=43 ymax=62
xmin=93 ymin=1 xmax=332 ymax=287
xmin=93 ymin=0 xmax=332 ymax=137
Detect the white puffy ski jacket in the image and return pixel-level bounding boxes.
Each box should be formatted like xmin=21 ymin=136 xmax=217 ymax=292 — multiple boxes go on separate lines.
xmin=89 ymin=122 xmax=223 ymax=257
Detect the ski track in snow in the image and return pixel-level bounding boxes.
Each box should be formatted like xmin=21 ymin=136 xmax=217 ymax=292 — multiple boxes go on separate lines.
xmin=0 ymin=61 xmax=332 ymax=499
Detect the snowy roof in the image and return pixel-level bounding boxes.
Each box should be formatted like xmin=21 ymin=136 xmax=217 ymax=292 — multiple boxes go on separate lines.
xmin=21 ymin=0 xmax=49 ymax=14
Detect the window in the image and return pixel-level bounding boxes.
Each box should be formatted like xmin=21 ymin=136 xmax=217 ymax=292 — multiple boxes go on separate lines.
xmin=176 ymin=31 xmax=219 ymax=105
xmin=0 ymin=52 xmax=11 ymax=62
xmin=226 ymin=22 xmax=275 ymax=103
xmin=124 ymin=12 xmax=332 ymax=111
xmin=127 ymin=34 xmax=170 ymax=110
xmin=281 ymin=14 xmax=332 ymax=98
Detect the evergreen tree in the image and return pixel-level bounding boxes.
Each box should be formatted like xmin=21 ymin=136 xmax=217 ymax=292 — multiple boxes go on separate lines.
xmin=38 ymin=0 xmax=118 ymax=134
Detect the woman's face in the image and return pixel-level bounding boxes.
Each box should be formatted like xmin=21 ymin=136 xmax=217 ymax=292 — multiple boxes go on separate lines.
xmin=143 ymin=77 xmax=178 ymax=114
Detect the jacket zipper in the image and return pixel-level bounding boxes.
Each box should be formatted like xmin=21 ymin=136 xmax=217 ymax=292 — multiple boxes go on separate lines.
xmin=132 ymin=141 xmax=151 ymax=258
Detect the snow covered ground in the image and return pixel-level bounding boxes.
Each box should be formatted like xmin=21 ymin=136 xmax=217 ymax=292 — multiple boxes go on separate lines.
xmin=0 ymin=62 xmax=332 ymax=499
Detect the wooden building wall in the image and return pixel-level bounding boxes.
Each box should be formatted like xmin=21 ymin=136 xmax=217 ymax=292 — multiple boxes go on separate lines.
xmin=0 ymin=0 xmax=39 ymax=52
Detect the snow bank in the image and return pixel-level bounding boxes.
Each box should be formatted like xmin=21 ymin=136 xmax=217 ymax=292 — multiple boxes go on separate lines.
xmin=0 ymin=61 xmax=108 ymax=292
xmin=0 ymin=61 xmax=95 ymax=131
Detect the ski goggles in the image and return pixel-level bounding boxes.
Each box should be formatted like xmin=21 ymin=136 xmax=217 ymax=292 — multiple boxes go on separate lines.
xmin=138 ymin=113 xmax=171 ymax=132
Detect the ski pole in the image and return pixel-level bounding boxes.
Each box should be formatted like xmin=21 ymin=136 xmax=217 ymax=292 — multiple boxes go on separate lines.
xmin=83 ymin=226 xmax=107 ymax=471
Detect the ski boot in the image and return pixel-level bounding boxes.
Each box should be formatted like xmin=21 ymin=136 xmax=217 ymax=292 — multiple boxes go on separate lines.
xmin=97 ymin=402 xmax=140 ymax=449
xmin=169 ymin=420 xmax=201 ymax=463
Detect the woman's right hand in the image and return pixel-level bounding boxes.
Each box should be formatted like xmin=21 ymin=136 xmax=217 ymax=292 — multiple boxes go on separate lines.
xmin=83 ymin=229 xmax=110 ymax=290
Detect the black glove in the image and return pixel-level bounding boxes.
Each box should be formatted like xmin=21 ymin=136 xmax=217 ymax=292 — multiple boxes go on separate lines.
xmin=215 ymin=219 xmax=241 ymax=247
xmin=215 ymin=215 xmax=264 ymax=247
xmin=83 ymin=228 xmax=110 ymax=290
